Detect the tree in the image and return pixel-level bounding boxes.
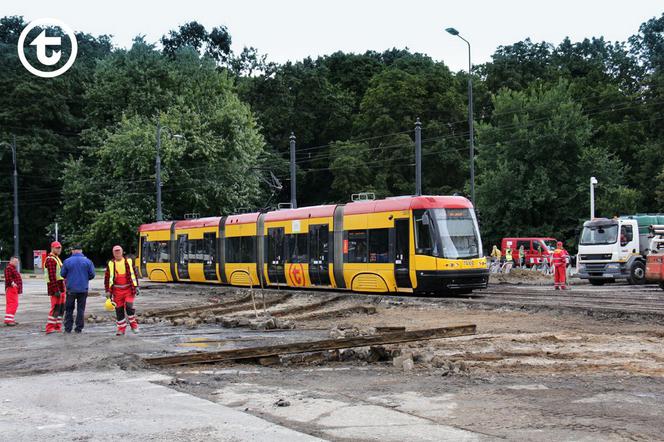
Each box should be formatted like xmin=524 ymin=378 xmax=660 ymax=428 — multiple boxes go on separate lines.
xmin=328 ymin=141 xmax=375 ymax=200
xmin=353 ymin=54 xmax=467 ymax=197
xmin=0 ymin=16 xmax=111 ymax=263
xmin=161 ymin=21 xmax=232 ymax=63
xmin=61 ymin=46 xmax=266 ymax=257
xmin=476 ymin=80 xmax=634 ymax=249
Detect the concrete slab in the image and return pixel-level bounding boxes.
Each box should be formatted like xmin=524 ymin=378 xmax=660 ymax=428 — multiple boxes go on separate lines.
xmin=323 ymin=423 xmax=481 ymax=442
xmin=212 ymin=382 xmax=485 ymax=441
xmin=0 ymin=370 xmax=321 ymax=441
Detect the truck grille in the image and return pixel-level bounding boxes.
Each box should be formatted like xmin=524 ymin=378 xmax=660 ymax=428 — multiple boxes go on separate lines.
xmin=580 ymin=254 xmax=612 ymax=261
xmin=584 ymin=263 xmax=608 ymax=273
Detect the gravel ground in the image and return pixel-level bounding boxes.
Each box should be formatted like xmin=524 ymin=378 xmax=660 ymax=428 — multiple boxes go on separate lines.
xmin=2 ymin=278 xmax=664 ymax=440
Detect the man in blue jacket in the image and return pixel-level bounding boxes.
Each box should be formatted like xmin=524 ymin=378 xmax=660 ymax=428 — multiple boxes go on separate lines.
xmin=61 ymin=244 xmax=95 ymax=333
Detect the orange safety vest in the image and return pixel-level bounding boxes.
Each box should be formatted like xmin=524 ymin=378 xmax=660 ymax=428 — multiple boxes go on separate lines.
xmin=552 ymin=248 xmax=568 ymax=267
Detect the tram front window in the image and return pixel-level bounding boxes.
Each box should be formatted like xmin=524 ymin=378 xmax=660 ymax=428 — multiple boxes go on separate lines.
xmin=414 ymin=208 xmax=482 ymax=259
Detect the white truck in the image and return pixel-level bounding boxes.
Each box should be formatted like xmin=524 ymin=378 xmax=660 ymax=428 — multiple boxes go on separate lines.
xmin=577 ymin=214 xmax=664 ymax=286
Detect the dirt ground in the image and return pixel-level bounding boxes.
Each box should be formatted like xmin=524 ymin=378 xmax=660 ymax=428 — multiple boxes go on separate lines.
xmin=2 ymin=278 xmax=664 ymax=441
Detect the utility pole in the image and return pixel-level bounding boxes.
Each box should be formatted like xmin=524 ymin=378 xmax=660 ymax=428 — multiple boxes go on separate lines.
xmin=289 ymin=132 xmax=297 ymax=209
xmin=415 ymin=118 xmax=422 ymax=196
xmin=156 ymin=120 xmax=163 ymax=221
xmin=54 ymin=222 xmax=58 ymax=242
xmin=11 ymin=135 xmax=20 ymax=271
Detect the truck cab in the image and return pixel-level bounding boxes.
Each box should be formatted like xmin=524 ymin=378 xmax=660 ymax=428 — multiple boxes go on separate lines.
xmin=577 ymin=217 xmax=645 ymax=285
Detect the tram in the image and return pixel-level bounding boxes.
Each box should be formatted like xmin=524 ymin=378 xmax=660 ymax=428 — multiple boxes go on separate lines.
xmin=137 ymin=195 xmax=489 ymax=294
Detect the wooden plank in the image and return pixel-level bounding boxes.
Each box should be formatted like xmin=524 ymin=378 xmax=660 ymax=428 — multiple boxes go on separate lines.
xmin=144 ymin=324 xmax=476 ymax=366
xmin=375 ymin=326 xmax=407 ymax=333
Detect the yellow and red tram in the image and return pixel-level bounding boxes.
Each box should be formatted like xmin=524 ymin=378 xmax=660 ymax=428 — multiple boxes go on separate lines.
xmin=138 ymin=196 xmax=489 ymax=294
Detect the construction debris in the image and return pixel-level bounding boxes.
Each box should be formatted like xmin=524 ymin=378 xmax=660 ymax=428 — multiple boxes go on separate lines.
xmin=144 ymin=324 xmax=476 ymax=366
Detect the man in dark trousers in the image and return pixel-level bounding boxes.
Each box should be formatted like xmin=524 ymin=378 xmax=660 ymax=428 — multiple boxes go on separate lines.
xmin=61 ymin=244 xmax=95 ymax=333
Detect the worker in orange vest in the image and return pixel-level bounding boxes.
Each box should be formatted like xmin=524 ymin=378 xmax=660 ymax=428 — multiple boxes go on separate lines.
xmin=104 ymin=245 xmax=140 ymax=335
xmin=552 ymin=241 xmax=570 ymax=290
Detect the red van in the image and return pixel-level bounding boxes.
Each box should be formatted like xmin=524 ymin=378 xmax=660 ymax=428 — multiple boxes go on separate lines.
xmin=500 ymin=237 xmax=557 ymax=267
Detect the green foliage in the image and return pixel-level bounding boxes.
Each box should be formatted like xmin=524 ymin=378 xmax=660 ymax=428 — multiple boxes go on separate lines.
xmin=476 ymin=80 xmax=632 ymax=248
xmin=2 ymin=13 xmax=664 ymax=263
xmin=60 ymin=45 xmax=266 ymax=257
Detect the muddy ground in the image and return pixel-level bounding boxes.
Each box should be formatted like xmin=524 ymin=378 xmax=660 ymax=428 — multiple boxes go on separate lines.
xmin=1 ymin=278 xmax=664 ymax=441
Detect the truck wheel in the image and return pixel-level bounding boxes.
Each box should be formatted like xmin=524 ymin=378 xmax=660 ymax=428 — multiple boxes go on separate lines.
xmin=589 ymin=279 xmax=605 ymax=286
xmin=627 ymin=261 xmax=646 ymax=285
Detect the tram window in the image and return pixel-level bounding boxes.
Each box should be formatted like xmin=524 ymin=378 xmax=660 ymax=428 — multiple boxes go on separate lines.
xmin=155 ymin=241 xmax=170 ymax=263
xmin=347 ymin=230 xmax=368 ymax=263
xmin=368 ymin=228 xmax=389 ymax=263
xmin=226 ymin=237 xmax=241 ymax=263
xmin=240 ymin=236 xmax=255 ymax=262
xmin=414 ymin=210 xmax=433 ymax=254
xmin=186 ymin=239 xmax=200 ymax=263
xmin=204 ymin=232 xmax=216 ymax=264
xmin=288 ymin=233 xmax=308 ymax=263
xmin=141 ymin=240 xmax=149 ymax=264
xmin=177 ymin=235 xmax=188 ymax=264
xmin=143 ymin=241 xmax=170 ymax=263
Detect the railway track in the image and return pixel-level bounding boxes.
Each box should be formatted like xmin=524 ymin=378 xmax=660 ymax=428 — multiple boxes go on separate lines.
xmin=142 ymin=281 xmax=664 ymax=323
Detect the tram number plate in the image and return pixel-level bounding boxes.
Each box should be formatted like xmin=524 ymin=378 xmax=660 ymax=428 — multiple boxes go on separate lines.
xmin=463 ymin=260 xmax=473 ymax=267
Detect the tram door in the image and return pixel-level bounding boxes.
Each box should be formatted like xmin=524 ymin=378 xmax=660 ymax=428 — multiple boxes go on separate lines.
xmin=309 ymin=224 xmax=331 ymax=286
xmin=176 ymin=234 xmax=190 ymax=280
xmin=267 ymin=227 xmax=286 ymax=284
xmin=394 ymin=219 xmax=412 ymax=288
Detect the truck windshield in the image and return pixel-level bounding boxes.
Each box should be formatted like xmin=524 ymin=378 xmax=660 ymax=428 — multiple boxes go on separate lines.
xmin=413 ymin=208 xmax=482 ymax=259
xmin=543 ymin=240 xmax=556 ymax=251
xmin=580 ymin=225 xmax=618 ymax=245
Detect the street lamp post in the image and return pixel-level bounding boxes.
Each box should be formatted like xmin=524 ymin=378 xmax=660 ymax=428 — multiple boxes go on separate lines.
xmin=156 ymin=121 xmax=163 ymax=221
xmin=11 ymin=136 xmax=19 ymax=268
xmin=155 ymin=119 xmax=184 ymax=222
xmin=446 ymin=27 xmax=475 ymax=205
xmin=1 ymin=138 xmax=19 ymax=270
xmin=590 ymin=177 xmax=598 ymax=219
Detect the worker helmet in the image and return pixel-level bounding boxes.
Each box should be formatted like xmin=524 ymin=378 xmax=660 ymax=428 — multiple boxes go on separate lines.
xmin=104 ymin=298 xmax=116 ymax=311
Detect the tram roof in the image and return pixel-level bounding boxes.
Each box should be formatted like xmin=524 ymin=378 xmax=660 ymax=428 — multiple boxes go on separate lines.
xmin=138 ymin=221 xmax=174 ymax=232
xmin=344 ymin=195 xmax=473 ymax=215
xmin=174 ymin=217 xmax=222 ymax=229
xmin=263 ymin=205 xmax=336 ymax=222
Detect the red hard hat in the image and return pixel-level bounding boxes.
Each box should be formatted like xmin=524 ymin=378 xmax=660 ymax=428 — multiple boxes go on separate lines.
xmin=51 ymin=241 xmax=62 ymax=249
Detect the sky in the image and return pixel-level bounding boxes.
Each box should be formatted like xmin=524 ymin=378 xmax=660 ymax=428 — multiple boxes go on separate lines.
xmin=5 ymin=0 xmax=663 ymax=71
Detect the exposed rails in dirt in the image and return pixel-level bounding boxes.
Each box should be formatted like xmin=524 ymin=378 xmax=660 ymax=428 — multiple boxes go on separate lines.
xmin=144 ymin=324 xmax=476 ymax=366
xmin=155 ymin=294 xmax=293 ymax=319
xmin=143 ymin=292 xmax=254 ymax=318
xmin=288 ymin=305 xmax=377 ymax=321
xmin=266 ymin=296 xmax=344 ymax=318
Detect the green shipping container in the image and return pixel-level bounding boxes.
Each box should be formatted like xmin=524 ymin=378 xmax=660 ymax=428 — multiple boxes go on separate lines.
xmin=621 ymin=214 xmax=664 ymax=234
